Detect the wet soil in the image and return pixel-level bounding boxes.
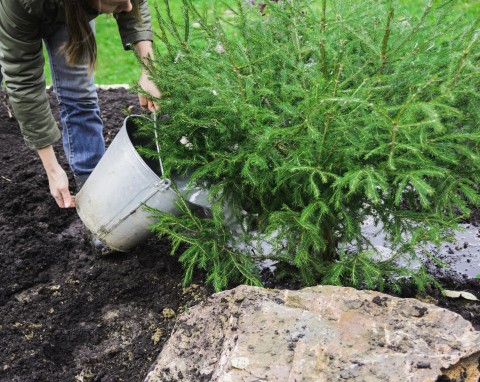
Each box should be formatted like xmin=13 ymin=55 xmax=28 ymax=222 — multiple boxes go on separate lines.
xmin=0 ymin=88 xmax=478 ymax=382
xmin=0 ymin=88 xmax=213 ymax=382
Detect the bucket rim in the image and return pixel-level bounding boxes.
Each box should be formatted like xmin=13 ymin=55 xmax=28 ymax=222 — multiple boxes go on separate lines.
xmin=122 ymin=114 xmax=167 ymax=183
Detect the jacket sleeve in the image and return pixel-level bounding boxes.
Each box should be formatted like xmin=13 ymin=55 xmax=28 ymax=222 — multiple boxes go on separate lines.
xmin=115 ymin=0 xmax=153 ymax=50
xmin=0 ymin=0 xmax=61 ymax=149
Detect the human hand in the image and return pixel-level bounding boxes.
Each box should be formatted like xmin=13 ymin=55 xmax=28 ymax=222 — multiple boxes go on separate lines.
xmin=46 ymin=164 xmax=75 ymax=208
xmin=138 ymin=72 xmax=161 ymax=112
xmin=37 ymin=145 xmax=75 ymax=208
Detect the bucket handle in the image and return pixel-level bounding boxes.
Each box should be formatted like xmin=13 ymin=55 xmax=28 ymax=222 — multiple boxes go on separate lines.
xmin=153 ymin=112 xmax=171 ymax=189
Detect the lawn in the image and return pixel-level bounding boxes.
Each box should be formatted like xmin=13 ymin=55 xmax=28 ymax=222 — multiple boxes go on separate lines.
xmin=43 ymin=0 xmax=479 ymax=85
xmin=43 ymin=0 xmax=186 ymax=86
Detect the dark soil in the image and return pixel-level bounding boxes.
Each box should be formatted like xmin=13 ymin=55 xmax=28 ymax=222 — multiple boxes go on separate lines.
xmin=0 ymin=88 xmax=213 ymax=382
xmin=0 ymin=88 xmax=478 ymax=382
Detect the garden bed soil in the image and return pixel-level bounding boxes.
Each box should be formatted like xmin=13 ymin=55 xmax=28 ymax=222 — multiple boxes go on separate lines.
xmin=0 ymin=88 xmax=479 ymax=382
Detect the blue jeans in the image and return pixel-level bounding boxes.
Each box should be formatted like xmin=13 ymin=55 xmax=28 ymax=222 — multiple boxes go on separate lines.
xmin=43 ymin=22 xmax=105 ymax=177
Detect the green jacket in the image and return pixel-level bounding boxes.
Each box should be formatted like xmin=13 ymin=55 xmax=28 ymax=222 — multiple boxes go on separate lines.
xmin=0 ymin=0 xmax=153 ymax=149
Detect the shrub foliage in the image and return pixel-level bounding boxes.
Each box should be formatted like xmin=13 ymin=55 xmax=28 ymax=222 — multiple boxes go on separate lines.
xmin=139 ymin=0 xmax=480 ymax=291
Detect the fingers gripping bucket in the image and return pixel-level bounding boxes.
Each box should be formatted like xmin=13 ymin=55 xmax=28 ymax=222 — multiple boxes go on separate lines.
xmin=76 ymin=115 xmax=185 ymax=252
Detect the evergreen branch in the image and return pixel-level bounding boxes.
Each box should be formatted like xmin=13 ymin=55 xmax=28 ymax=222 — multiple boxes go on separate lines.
xmin=234 ymin=0 xmax=251 ymax=64
xmin=394 ymin=177 xmax=409 ymax=206
xmin=378 ymin=1 xmax=394 ymax=73
xmin=390 ymin=2 xmax=432 ymax=55
xmin=449 ymin=22 xmax=480 ymax=85
xmin=320 ymin=0 xmax=327 ymax=78
xmin=409 ymin=176 xmax=434 ymax=208
xmin=154 ymin=3 xmax=175 ymax=57
xmin=233 ymin=66 xmax=246 ymax=102
xmin=163 ymin=0 xmax=183 ymax=43
xmin=339 ymin=19 xmax=381 ymax=57
xmin=389 ymin=79 xmax=436 ymax=167
xmin=319 ymin=64 xmax=344 ymax=159
xmin=290 ymin=6 xmax=303 ymax=62
xmin=235 ymin=48 xmax=283 ymax=71
xmin=284 ymin=166 xmax=338 ymax=183
xmin=184 ymin=0 xmax=212 ymax=36
xmin=459 ymin=182 xmax=480 ymax=206
xmin=182 ymin=0 xmax=190 ymax=44
xmin=145 ymin=0 xmax=479 ymax=293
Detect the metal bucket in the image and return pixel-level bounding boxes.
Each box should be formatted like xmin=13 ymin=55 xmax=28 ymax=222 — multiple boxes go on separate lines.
xmin=75 ymin=115 xmax=202 ymax=252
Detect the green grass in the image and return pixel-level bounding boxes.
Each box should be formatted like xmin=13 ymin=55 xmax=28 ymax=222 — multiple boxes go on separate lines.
xmin=43 ymin=0 xmax=179 ymax=86
xmin=43 ymin=0 xmax=479 ymax=85
xmin=43 ymin=13 xmax=139 ymax=85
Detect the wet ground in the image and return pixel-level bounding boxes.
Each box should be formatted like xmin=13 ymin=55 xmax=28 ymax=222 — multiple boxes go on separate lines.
xmin=360 ymin=215 xmax=480 ymax=279
xmin=0 ymin=88 xmax=478 ymax=382
xmin=0 ymin=88 xmax=212 ymax=382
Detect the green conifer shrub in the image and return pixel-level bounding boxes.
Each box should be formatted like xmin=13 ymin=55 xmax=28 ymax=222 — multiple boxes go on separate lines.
xmin=138 ymin=0 xmax=479 ymax=292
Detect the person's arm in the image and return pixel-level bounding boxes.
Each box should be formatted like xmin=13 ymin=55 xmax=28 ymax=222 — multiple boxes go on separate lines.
xmin=37 ymin=146 xmax=74 ymax=208
xmin=135 ymin=40 xmax=161 ymax=112
xmin=0 ymin=0 xmax=61 ymax=149
xmin=115 ymin=0 xmax=161 ymax=110
xmin=0 ymin=0 xmax=73 ymax=208
xmin=115 ymin=0 xmax=153 ymax=48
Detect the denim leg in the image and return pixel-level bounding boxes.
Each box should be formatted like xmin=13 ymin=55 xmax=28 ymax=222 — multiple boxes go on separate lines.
xmin=43 ymin=23 xmax=105 ymax=176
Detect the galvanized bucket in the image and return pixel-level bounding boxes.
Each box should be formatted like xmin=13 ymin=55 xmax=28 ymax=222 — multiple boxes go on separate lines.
xmin=75 ymin=115 xmax=208 ymax=252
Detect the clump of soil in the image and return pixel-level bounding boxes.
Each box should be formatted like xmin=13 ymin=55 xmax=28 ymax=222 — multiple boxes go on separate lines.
xmin=0 ymin=88 xmax=478 ymax=382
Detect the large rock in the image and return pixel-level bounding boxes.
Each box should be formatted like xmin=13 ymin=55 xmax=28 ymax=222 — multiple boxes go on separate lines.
xmin=144 ymin=285 xmax=480 ymax=382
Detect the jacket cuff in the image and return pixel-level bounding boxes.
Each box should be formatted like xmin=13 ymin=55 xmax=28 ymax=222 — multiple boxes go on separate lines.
xmin=122 ymin=31 xmax=154 ymax=50
xmin=24 ymin=125 xmax=62 ymax=150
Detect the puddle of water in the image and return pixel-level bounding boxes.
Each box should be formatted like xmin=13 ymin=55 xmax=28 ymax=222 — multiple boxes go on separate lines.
xmin=236 ymin=218 xmax=480 ymax=279
xmin=434 ymin=224 xmax=480 ymax=278
xmin=358 ymin=217 xmax=480 ymax=278
xmin=176 ymin=180 xmax=480 ymax=279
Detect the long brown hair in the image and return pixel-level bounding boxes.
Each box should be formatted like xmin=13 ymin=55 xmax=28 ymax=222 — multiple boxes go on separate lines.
xmin=64 ymin=0 xmax=140 ymax=71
